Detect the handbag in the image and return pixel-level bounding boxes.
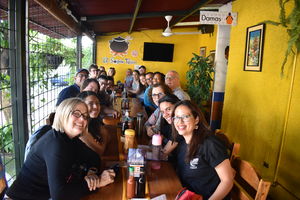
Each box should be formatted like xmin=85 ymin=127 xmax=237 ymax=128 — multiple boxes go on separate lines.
xmin=175 ymin=188 xmax=203 ymax=200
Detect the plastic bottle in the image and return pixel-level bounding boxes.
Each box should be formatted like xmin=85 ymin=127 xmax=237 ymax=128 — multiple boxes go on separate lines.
xmin=152 ymin=134 xmax=162 ymax=161
xmin=124 ymin=129 xmax=135 ymax=152
xmin=127 ymin=167 xmax=135 ymax=199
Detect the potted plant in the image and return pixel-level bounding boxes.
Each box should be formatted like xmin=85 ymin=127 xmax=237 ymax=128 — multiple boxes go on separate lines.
xmin=186 ymin=53 xmax=214 ymax=108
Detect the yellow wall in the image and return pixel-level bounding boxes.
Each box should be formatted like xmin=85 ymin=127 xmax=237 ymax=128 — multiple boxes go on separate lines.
xmin=222 ymin=0 xmax=300 ymax=199
xmin=96 ymin=27 xmax=217 ymax=87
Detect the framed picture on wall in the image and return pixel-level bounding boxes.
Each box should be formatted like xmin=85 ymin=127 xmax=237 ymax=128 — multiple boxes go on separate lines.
xmin=200 ymin=47 xmax=206 ymax=57
xmin=244 ymin=23 xmax=265 ymax=71
xmin=207 ymin=50 xmax=215 ymax=66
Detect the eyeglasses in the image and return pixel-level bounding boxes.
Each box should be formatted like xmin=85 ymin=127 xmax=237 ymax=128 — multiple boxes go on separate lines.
xmin=172 ymin=115 xmax=192 ymax=123
xmin=77 ymin=74 xmax=88 ymax=78
xmin=152 ymin=92 xmax=165 ymax=98
xmin=165 ymin=76 xmax=175 ymax=80
xmin=146 ymin=78 xmax=153 ymax=81
xmin=71 ymin=110 xmax=89 ymax=120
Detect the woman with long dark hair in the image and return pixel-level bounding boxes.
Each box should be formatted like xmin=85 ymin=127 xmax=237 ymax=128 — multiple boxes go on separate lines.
xmin=77 ymin=91 xmax=110 ymax=157
xmin=172 ymin=100 xmax=233 ymax=200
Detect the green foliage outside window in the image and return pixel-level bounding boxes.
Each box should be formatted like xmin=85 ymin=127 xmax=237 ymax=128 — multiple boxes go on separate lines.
xmin=0 ymin=20 xmax=83 ymax=153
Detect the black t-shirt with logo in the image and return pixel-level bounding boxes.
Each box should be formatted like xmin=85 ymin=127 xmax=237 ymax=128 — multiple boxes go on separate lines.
xmin=176 ymin=134 xmax=228 ymax=200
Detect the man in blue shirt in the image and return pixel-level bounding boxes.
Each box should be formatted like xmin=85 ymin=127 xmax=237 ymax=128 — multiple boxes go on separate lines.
xmin=143 ymin=72 xmax=156 ymax=116
xmin=56 ymin=69 xmax=89 ymax=106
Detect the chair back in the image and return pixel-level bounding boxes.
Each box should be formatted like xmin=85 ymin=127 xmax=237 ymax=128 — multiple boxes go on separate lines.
xmin=231 ymin=157 xmax=271 ymax=200
xmin=214 ymin=129 xmax=240 ymax=161
xmin=0 ymin=156 xmax=7 ymax=199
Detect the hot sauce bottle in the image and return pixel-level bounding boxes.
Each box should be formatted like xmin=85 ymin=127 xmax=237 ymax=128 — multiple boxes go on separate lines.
xmin=127 ymin=167 xmax=135 ymax=198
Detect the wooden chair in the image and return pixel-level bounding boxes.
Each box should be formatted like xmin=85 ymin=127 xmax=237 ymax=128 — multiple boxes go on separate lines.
xmin=214 ymin=129 xmax=240 ymax=161
xmin=231 ymin=157 xmax=271 ymax=200
xmin=0 ymin=156 xmax=7 ymax=199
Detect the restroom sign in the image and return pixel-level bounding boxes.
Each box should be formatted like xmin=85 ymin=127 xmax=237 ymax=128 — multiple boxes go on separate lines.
xmin=200 ymin=11 xmax=237 ymax=26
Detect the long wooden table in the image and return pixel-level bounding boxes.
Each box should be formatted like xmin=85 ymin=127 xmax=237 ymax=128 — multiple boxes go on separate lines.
xmin=82 ymin=97 xmax=182 ymax=200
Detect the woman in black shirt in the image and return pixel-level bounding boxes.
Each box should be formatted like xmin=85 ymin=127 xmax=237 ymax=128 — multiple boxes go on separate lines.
xmin=172 ymin=100 xmax=233 ymax=200
xmin=7 ymin=98 xmax=115 ymax=200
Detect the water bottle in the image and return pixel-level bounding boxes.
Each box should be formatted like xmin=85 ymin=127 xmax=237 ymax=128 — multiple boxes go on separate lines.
xmin=136 ymin=112 xmax=144 ymax=137
xmin=152 ymin=134 xmax=162 ymax=161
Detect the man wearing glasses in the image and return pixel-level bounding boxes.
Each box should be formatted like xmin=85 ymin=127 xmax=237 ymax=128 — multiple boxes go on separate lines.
xmin=98 ymin=75 xmax=120 ymax=118
xmin=165 ymin=70 xmax=190 ymax=101
xmin=56 ymin=69 xmax=89 ymax=106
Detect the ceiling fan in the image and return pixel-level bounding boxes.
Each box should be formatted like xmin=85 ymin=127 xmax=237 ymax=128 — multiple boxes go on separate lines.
xmin=162 ymin=15 xmax=202 ymax=37
xmin=162 ymin=15 xmax=173 ymax=36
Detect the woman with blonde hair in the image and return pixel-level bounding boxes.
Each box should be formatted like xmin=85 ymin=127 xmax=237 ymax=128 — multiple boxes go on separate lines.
xmin=7 ymin=98 xmax=115 ymax=200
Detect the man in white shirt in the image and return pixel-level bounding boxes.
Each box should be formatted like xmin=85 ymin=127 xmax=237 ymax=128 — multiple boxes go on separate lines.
xmin=165 ymin=70 xmax=190 ymax=100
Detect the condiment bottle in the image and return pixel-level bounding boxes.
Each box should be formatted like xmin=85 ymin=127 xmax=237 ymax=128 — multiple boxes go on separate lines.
xmin=124 ymin=129 xmax=135 ymax=152
xmin=152 ymin=134 xmax=162 ymax=161
xmin=136 ymin=171 xmax=145 ymax=197
xmin=127 ymin=167 xmax=135 ymax=199
xmin=121 ymin=120 xmax=129 ymax=136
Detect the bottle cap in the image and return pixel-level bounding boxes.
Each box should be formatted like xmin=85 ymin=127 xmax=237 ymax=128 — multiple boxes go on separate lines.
xmin=152 ymin=134 xmax=162 ymax=146
xmin=125 ymin=129 xmax=135 ymax=136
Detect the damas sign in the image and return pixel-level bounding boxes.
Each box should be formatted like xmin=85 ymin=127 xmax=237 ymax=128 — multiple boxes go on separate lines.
xmin=200 ymin=11 xmax=237 ymax=26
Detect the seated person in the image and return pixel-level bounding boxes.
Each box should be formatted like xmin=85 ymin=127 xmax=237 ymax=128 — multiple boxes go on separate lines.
xmin=145 ymin=83 xmax=172 ymax=137
xmin=143 ymin=72 xmax=156 ymax=116
xmin=81 ymin=78 xmax=100 ymax=93
xmin=152 ymin=72 xmax=165 ymax=85
xmin=89 ymin=64 xmax=99 ymax=79
xmin=99 ymin=66 xmax=105 ymax=72
xmin=98 ymin=75 xmax=119 ymax=118
xmin=7 ymin=98 xmax=115 ymax=200
xmin=56 ymin=68 xmax=89 ymax=106
xmin=165 ymin=70 xmax=190 ymax=100
xmin=127 ymin=70 xmax=145 ymax=99
xmin=124 ymin=68 xmax=133 ymax=88
xmin=106 ymin=76 xmax=115 ymax=95
xmin=78 ymin=91 xmax=110 ymax=157
xmin=158 ymin=94 xmax=181 ymax=157
xmin=138 ymin=74 xmax=147 ymax=102
xmin=172 ymin=100 xmax=233 ymax=200
xmin=138 ymin=65 xmax=146 ymax=75
xmin=107 ymin=67 xmax=116 ymax=83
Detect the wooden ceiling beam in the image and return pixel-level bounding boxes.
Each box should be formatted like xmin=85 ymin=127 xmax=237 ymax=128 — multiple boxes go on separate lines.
xmin=128 ymin=0 xmax=143 ymax=34
xmin=170 ymin=0 xmax=213 ymax=28
xmin=34 ymin=0 xmax=82 ymax=36
xmin=84 ymin=10 xmax=188 ymax=22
